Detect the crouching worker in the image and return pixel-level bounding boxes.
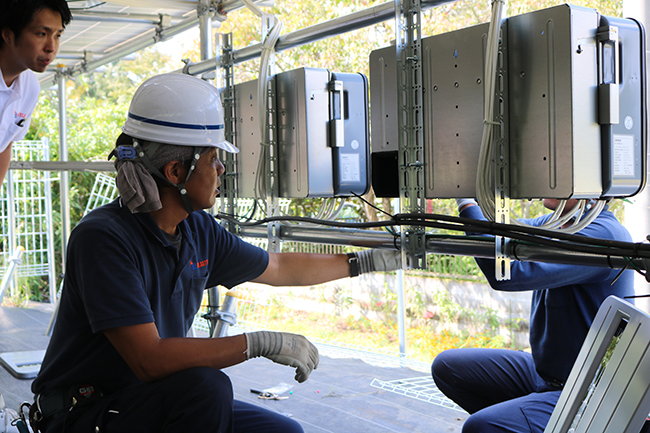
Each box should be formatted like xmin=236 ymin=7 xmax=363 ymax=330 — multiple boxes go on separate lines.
xmin=431 ymin=198 xmax=634 ymax=433
xmin=31 ymin=73 xmax=400 ymax=433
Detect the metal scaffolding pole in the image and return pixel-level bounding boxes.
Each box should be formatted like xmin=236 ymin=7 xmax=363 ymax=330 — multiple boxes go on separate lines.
xmin=57 ymin=68 xmax=70 ymax=276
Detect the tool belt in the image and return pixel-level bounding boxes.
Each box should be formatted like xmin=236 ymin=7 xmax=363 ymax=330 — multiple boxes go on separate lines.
xmin=29 ymin=384 xmax=103 ymax=432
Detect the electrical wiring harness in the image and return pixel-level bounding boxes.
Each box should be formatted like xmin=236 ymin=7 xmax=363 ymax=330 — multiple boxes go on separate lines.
xmin=216 ymin=211 xmax=650 ymax=279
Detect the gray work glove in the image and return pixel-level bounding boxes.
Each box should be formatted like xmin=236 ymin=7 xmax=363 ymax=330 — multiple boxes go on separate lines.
xmin=455 ymin=198 xmax=477 ymax=212
xmin=355 ymin=249 xmax=402 ymax=274
xmin=244 ymin=331 xmax=319 ymax=383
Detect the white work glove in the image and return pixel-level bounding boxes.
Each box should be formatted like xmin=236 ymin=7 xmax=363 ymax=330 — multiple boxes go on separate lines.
xmin=355 ymin=249 xmax=402 ymax=274
xmin=455 ymin=198 xmax=477 ymax=212
xmin=244 ymin=331 xmax=319 ymax=383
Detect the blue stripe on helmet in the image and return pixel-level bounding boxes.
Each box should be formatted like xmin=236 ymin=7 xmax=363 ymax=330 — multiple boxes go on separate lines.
xmin=128 ymin=113 xmax=224 ymax=131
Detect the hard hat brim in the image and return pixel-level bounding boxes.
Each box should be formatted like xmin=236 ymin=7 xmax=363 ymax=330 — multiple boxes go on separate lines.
xmin=216 ymin=140 xmax=239 ymax=154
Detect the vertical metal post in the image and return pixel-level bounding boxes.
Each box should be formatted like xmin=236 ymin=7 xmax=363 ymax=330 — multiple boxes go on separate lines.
xmin=262 ymin=17 xmax=281 ymax=253
xmin=494 ymin=25 xmax=511 ymax=281
xmin=396 ymin=269 xmax=406 ymax=359
xmin=395 ymin=0 xmax=426 ymax=270
xmin=43 ymin=138 xmax=57 ymax=303
xmin=198 ymin=0 xmax=212 ymax=62
xmin=57 ymin=68 xmax=70 ymax=274
xmin=394 ymin=0 xmax=426 ymax=358
xmin=219 ymin=32 xmax=237 ymax=227
xmin=198 ymin=2 xmax=228 ymax=335
xmin=6 ymin=169 xmax=16 ymax=297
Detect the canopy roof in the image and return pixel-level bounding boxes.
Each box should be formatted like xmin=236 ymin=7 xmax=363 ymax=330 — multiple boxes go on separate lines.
xmin=39 ymin=0 xmax=244 ymax=88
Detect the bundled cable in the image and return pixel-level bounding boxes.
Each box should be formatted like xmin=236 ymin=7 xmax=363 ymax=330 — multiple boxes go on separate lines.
xmin=216 ymin=211 xmax=650 ymax=262
xmin=242 ymin=0 xmax=283 ymax=215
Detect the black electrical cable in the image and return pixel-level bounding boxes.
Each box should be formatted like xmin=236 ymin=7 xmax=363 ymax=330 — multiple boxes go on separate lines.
xmin=215 ymin=211 xmax=650 ymax=260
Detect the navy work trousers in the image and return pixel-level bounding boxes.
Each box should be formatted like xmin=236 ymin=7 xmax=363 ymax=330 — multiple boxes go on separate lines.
xmin=432 ymin=348 xmax=561 ymax=433
xmin=43 ymin=367 xmax=303 ymax=433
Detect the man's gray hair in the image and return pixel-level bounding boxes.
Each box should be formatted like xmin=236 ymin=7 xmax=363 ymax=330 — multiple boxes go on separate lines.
xmin=143 ymin=140 xmax=210 ymax=171
xmin=112 ymin=134 xmax=211 ymax=213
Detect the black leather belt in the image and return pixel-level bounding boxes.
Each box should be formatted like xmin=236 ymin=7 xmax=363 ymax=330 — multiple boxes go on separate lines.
xmin=35 ymin=389 xmax=74 ymax=420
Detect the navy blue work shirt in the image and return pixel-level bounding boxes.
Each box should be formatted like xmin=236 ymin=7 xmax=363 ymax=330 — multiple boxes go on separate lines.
xmin=33 ymin=198 xmax=269 ymax=395
xmin=461 ymin=205 xmax=634 ymax=385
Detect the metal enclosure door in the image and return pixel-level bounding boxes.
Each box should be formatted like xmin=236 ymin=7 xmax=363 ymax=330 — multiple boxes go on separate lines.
xmin=276 ymin=67 xmax=333 ymax=198
xmin=507 ymin=5 xmax=602 ymax=199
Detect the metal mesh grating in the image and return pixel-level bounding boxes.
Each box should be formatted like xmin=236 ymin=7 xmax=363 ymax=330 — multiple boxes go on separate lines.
xmin=83 ymin=173 xmax=117 ymax=216
xmin=0 ymin=141 xmax=55 ymax=282
xmin=370 ymin=376 xmax=465 ymax=412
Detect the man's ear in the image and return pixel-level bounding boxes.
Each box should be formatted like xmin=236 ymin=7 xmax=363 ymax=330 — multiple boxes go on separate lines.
xmin=1 ymin=28 xmax=15 ymax=47
xmin=161 ymin=160 xmax=187 ymax=185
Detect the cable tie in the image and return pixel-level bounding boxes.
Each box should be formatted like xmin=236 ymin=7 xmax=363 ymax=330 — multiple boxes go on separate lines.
xmin=606 ymin=255 xmax=614 ymax=269
xmin=482 ymin=119 xmax=500 ymax=125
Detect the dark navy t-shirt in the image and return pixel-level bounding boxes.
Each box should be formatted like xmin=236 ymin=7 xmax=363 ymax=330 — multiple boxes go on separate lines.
xmin=33 ymin=198 xmax=269 ymax=395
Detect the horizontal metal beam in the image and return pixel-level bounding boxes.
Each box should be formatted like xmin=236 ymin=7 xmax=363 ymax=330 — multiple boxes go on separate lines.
xmin=182 ymin=0 xmax=457 ymax=75
xmin=9 ymin=161 xmax=115 ymax=172
xmin=72 ymin=11 xmax=177 ymax=24
xmin=238 ymin=224 xmax=645 ymax=271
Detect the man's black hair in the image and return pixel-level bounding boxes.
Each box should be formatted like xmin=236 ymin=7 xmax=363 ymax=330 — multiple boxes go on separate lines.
xmin=0 ymin=0 xmax=72 ymax=49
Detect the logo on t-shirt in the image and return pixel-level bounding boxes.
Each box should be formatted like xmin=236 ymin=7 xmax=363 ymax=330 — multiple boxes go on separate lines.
xmin=14 ymin=110 xmax=27 ymax=126
xmin=190 ymin=259 xmax=209 ymax=270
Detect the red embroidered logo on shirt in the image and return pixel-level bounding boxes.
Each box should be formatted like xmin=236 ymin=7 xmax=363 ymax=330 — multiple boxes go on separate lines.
xmin=190 ymin=259 xmax=209 ymax=270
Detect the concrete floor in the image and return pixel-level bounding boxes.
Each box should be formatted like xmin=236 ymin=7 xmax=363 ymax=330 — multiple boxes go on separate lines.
xmin=0 ymin=303 xmax=465 ymax=432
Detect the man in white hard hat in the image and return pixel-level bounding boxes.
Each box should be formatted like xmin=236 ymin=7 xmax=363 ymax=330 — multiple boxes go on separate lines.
xmin=31 ymin=73 xmax=399 ymax=433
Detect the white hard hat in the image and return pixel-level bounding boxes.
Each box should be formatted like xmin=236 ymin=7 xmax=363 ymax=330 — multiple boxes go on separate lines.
xmin=122 ymin=73 xmax=238 ymax=153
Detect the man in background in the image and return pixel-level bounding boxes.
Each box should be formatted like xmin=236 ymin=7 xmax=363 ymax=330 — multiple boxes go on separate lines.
xmin=0 ymin=0 xmax=72 ymax=184
xmin=432 ymin=198 xmax=634 ymax=433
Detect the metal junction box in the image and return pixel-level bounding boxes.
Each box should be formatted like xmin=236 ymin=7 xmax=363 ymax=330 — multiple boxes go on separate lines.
xmin=369 ymin=4 xmax=646 ymax=200
xmin=232 ymin=68 xmax=370 ymax=198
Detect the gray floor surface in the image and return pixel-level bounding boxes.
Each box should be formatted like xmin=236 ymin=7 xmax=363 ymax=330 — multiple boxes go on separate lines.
xmin=0 ymin=303 xmax=465 ymax=432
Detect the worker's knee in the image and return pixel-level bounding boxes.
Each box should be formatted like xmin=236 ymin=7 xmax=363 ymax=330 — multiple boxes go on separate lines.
xmin=431 ymin=349 xmax=459 ymax=386
xmin=173 ymin=366 xmax=234 ymax=402
xmin=462 ymin=411 xmax=495 ymax=433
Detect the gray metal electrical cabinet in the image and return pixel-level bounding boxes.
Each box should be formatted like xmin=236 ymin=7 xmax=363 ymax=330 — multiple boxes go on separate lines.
xmin=275 ymin=67 xmax=370 ymax=198
xmin=370 ymin=22 xmax=501 ymax=199
xmin=232 ymin=68 xmax=371 ymax=199
xmin=368 ymin=4 xmax=646 ymax=200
